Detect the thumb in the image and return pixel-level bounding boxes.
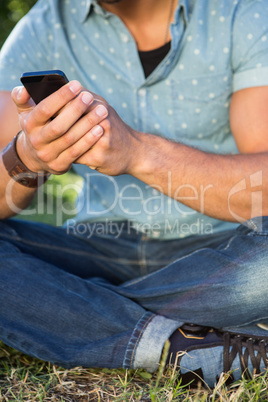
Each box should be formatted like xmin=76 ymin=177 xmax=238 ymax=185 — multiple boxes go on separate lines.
xmin=11 ymin=86 xmax=35 ymax=113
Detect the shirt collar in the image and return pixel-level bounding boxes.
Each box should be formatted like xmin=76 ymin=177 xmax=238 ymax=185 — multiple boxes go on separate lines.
xmin=79 ymin=0 xmax=93 ymax=23
xmin=174 ymin=0 xmax=190 ymax=26
xmin=79 ymin=0 xmax=110 ymax=22
xmin=79 ymin=0 xmax=191 ymax=24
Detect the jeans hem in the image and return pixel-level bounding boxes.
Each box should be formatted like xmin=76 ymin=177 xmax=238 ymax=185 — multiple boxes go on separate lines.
xmin=123 ymin=312 xmax=182 ymax=372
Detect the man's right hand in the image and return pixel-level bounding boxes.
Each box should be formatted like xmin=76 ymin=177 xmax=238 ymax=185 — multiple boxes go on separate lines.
xmin=11 ymin=80 xmax=108 ymax=175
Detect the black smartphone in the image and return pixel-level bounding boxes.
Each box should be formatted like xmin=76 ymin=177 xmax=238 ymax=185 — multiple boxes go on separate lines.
xmin=20 ymin=70 xmax=69 ymax=104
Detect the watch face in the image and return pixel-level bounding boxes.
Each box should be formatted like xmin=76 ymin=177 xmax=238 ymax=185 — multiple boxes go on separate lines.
xmin=18 ymin=178 xmax=32 ymax=187
xmin=10 ymin=166 xmax=38 ymax=187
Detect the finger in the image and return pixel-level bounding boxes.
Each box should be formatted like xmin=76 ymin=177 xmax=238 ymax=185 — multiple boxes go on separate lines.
xmin=43 ymin=103 xmax=108 ymax=158
xmin=29 ymin=80 xmax=82 ymax=125
xmin=32 ymin=102 xmax=108 ymax=167
xmin=62 ymin=104 xmax=108 ymax=145
xmin=11 ymin=86 xmax=35 ymax=112
xmin=42 ymin=91 xmax=94 ymax=143
xmin=49 ymin=125 xmax=104 ymax=172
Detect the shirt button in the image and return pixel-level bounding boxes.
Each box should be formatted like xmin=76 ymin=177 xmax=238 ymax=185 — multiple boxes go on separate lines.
xmin=138 ymin=88 xmax=146 ymax=96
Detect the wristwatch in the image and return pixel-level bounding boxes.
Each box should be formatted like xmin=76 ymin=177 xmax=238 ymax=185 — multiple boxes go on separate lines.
xmin=2 ymin=132 xmax=50 ymax=188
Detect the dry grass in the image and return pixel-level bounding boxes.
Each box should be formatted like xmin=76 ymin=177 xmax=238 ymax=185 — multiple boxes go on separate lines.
xmin=1 ymin=341 xmax=268 ymax=401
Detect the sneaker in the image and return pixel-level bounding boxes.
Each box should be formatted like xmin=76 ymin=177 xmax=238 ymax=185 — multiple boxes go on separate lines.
xmin=168 ymin=324 xmax=268 ymax=387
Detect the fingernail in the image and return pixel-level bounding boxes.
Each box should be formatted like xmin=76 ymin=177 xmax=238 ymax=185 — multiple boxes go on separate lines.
xmin=81 ymin=92 xmax=93 ymax=105
xmin=91 ymin=125 xmax=103 ymax=136
xmin=69 ymin=80 xmax=81 ymax=94
xmin=14 ymin=86 xmax=23 ymax=100
xmin=95 ymin=105 xmax=108 ymax=117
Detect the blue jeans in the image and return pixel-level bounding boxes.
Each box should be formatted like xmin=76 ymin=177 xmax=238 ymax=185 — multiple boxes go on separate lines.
xmin=0 ymin=217 xmax=268 ymax=373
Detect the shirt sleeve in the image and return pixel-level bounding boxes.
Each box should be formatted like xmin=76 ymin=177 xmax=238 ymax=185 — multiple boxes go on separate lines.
xmin=0 ymin=0 xmax=54 ymax=91
xmin=232 ymin=0 xmax=268 ymax=92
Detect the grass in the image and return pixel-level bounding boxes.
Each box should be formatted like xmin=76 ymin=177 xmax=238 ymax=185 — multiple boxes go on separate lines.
xmin=2 ymin=173 xmax=268 ymax=401
xmin=16 ymin=170 xmax=83 ymax=226
xmin=1 ymin=341 xmax=268 ymax=401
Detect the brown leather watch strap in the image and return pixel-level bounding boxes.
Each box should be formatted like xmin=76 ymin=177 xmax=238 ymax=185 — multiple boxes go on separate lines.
xmin=2 ymin=132 xmax=51 ymax=188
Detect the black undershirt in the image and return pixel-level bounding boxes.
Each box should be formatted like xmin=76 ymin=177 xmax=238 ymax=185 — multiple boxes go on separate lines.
xmin=138 ymin=41 xmax=171 ymax=78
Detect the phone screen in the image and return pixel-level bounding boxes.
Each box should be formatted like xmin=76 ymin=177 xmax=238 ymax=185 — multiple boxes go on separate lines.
xmin=20 ymin=70 xmax=69 ymax=104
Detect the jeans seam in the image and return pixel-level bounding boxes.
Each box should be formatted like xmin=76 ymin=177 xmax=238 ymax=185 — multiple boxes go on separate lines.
xmin=123 ymin=312 xmax=155 ymax=369
xmin=130 ymin=314 xmax=155 ymax=368
xmin=221 ymin=235 xmax=236 ymax=251
xmin=249 ymin=232 xmax=268 ymax=237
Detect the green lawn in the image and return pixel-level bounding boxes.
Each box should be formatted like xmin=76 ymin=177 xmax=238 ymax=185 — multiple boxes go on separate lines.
xmin=16 ymin=171 xmax=83 ymax=226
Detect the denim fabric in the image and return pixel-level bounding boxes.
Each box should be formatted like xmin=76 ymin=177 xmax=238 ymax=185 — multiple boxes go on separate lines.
xmin=1 ymin=0 xmax=268 ymax=238
xmin=0 ymin=216 xmax=268 ymax=381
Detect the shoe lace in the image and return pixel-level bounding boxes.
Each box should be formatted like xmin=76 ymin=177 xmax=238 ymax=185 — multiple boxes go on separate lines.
xmin=223 ymin=333 xmax=268 ymax=376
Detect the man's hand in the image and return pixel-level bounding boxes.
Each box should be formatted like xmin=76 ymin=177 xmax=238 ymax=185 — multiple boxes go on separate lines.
xmin=11 ymin=81 xmax=108 ymax=175
xmin=75 ymin=96 xmax=142 ymax=176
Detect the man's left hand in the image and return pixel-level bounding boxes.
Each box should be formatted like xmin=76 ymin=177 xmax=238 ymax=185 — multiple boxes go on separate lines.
xmin=76 ymin=93 xmax=142 ymax=176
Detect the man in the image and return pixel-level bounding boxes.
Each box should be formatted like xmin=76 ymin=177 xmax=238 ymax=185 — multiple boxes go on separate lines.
xmin=0 ymin=0 xmax=268 ymax=387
